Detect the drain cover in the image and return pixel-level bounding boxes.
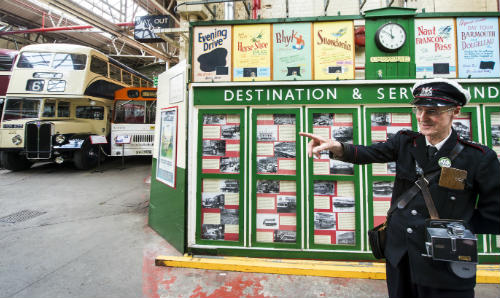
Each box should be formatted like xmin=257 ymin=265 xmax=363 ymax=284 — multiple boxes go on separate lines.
xmin=0 ymin=210 xmax=46 ymax=223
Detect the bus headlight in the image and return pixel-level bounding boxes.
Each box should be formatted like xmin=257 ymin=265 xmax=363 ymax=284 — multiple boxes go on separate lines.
xmin=12 ymin=135 xmax=22 ymax=145
xmin=55 ymin=134 xmax=66 ymax=144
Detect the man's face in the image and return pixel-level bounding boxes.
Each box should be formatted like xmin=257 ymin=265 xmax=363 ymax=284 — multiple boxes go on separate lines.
xmin=414 ymin=105 xmax=460 ymax=140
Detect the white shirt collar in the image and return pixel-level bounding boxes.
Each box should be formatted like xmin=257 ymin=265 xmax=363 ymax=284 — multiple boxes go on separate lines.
xmin=425 ymin=129 xmax=452 ymax=151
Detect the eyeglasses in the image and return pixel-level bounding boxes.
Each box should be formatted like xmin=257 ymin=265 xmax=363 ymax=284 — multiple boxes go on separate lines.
xmin=412 ymin=107 xmax=456 ymax=116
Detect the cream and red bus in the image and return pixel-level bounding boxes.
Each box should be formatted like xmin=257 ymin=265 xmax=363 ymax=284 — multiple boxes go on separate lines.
xmin=111 ymin=87 xmax=156 ymax=156
xmin=0 ymin=49 xmax=18 ymax=119
xmin=0 ymin=43 xmax=152 ymax=170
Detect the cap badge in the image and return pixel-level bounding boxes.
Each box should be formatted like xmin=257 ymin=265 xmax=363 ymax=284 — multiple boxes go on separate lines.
xmin=438 ymin=157 xmax=452 ymax=168
xmin=420 ymin=87 xmax=433 ymax=97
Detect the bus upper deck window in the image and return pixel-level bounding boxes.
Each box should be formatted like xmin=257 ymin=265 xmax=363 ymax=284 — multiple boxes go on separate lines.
xmin=122 ymin=72 xmax=132 ymax=85
xmin=90 ymin=56 xmax=108 ymax=76
xmin=42 ymin=99 xmax=56 ymax=117
xmin=53 ymin=53 xmax=87 ymax=70
xmin=0 ymin=54 xmax=14 ymax=71
xmin=58 ymin=101 xmax=70 ymax=117
xmin=17 ymin=52 xmax=52 ymax=68
xmin=109 ymin=64 xmax=121 ymax=82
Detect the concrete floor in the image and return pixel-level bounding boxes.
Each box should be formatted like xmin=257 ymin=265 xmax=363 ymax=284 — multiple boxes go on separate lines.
xmin=0 ymin=158 xmax=498 ymax=298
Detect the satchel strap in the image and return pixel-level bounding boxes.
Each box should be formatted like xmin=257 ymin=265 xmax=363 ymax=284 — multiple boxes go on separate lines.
xmin=386 ymin=141 xmax=464 ymax=217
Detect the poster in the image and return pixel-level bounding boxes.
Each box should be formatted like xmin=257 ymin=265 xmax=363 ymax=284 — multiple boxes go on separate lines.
xmin=273 ymin=23 xmax=312 ymax=80
xmin=201 ymin=179 xmax=239 ymax=241
xmin=233 ymin=24 xmax=271 ymax=81
xmin=372 ymin=181 xmax=394 ymax=227
xmin=193 ymin=26 xmax=231 ymax=82
xmin=201 ymin=114 xmax=240 ymax=174
xmin=452 ymin=112 xmax=472 ymax=141
xmin=256 ymin=114 xmax=296 ymax=175
xmin=490 ymin=112 xmax=500 ymax=158
xmin=313 ymin=180 xmax=356 ymax=245
xmin=414 ymin=18 xmax=456 ymax=78
xmin=156 ymin=107 xmax=177 ymax=187
xmin=312 ymin=113 xmax=354 ymax=175
xmin=313 ymin=21 xmax=355 ymax=80
xmin=370 ymin=112 xmax=412 ymax=176
xmin=256 ymin=180 xmax=297 ymax=244
xmin=457 ymin=17 xmax=500 ymax=78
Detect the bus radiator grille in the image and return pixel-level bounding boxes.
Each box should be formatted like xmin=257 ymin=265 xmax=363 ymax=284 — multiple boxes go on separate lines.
xmin=25 ymin=121 xmax=52 ymax=159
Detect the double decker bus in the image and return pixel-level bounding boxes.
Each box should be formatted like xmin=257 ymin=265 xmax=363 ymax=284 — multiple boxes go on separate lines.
xmin=0 ymin=49 xmax=18 ymax=117
xmin=0 ymin=44 xmax=152 ymax=170
xmin=111 ymin=87 xmax=156 ymax=156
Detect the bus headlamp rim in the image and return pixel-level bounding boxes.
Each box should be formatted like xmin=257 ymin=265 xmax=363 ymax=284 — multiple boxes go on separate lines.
xmin=12 ymin=135 xmax=22 ymax=145
xmin=55 ymin=134 xmax=66 ymax=144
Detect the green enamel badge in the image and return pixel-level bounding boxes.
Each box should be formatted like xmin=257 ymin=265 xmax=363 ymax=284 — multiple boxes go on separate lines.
xmin=438 ymin=157 xmax=452 ymax=168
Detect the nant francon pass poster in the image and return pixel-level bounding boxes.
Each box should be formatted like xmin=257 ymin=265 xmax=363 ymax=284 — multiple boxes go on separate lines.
xmin=233 ymin=24 xmax=272 ymax=81
xmin=414 ymin=18 xmax=456 ymax=78
xmin=193 ymin=26 xmax=231 ymax=82
xmin=313 ymin=21 xmax=355 ymax=80
xmin=457 ymin=17 xmax=500 ymax=78
xmin=272 ymin=23 xmax=312 ymax=81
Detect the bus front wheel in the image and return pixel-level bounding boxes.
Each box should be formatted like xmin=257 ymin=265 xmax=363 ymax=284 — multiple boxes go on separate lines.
xmin=0 ymin=152 xmax=33 ymax=171
xmin=73 ymin=143 xmax=99 ymax=170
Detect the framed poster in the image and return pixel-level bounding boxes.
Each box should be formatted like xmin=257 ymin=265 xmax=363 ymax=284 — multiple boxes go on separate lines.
xmin=415 ymin=18 xmax=456 ymax=78
xmin=233 ymin=24 xmax=271 ymax=81
xmin=156 ymin=107 xmax=178 ymax=188
xmin=313 ymin=21 xmax=355 ymax=80
xmin=273 ymin=23 xmax=312 ymax=80
xmin=193 ymin=26 xmax=231 ymax=82
xmin=457 ymin=17 xmax=500 ymax=78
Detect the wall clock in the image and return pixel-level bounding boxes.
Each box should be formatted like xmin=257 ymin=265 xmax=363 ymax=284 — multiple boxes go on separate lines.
xmin=374 ymin=23 xmax=407 ymax=52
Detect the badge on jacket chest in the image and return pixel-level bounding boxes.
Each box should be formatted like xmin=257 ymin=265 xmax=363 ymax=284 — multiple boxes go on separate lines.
xmin=439 ymin=167 xmax=467 ymax=190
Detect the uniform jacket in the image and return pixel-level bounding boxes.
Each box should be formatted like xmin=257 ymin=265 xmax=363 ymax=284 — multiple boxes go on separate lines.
xmin=339 ymin=129 xmax=500 ymax=289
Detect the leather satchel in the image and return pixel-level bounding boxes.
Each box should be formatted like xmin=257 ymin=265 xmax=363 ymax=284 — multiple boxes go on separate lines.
xmin=368 ymin=221 xmax=387 ymax=259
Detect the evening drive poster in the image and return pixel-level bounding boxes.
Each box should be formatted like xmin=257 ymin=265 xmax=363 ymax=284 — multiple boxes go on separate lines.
xmin=313 ymin=21 xmax=355 ymax=80
xmin=192 ymin=26 xmax=231 ymax=82
xmin=233 ymin=24 xmax=271 ymax=81
xmin=273 ymin=23 xmax=312 ymax=80
xmin=457 ymin=17 xmax=500 ymax=78
xmin=414 ymin=18 xmax=456 ymax=78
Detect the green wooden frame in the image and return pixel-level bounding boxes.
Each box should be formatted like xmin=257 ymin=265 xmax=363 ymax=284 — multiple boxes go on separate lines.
xmin=306 ymin=108 xmax=362 ymax=251
xmin=196 ymin=109 xmax=246 ymax=247
xmin=251 ymin=108 xmax=302 ymax=249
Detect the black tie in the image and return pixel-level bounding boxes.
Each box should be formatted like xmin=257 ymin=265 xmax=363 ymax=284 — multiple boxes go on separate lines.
xmin=427 ymin=146 xmax=438 ymax=159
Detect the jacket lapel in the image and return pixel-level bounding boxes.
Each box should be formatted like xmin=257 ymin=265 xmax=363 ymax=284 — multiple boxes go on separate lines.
xmin=423 ymin=129 xmax=459 ymax=173
xmin=408 ymin=134 xmax=428 ymax=176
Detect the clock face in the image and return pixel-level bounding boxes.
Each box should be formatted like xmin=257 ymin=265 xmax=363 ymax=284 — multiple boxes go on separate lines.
xmin=375 ymin=23 xmax=407 ymax=52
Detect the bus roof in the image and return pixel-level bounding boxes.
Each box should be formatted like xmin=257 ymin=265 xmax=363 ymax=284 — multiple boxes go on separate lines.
xmin=114 ymin=87 xmax=157 ymax=101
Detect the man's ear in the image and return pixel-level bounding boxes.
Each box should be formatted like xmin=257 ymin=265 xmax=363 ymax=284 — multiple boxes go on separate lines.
xmin=453 ymin=106 xmax=461 ymax=116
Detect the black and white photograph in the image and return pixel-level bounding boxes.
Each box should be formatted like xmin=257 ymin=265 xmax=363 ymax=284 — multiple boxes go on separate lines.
xmin=256 ymin=180 xmax=280 ymax=193
xmin=336 ymin=231 xmax=355 ymax=245
xmin=387 ymin=162 xmax=397 ymax=175
xmin=202 ymin=140 xmax=226 ymax=156
xmin=491 ymin=125 xmax=500 ymax=146
xmin=257 ymin=214 xmax=279 ymax=229
xmin=452 ymin=119 xmax=471 ymax=140
xmin=274 ymin=230 xmax=296 ymax=243
xmin=373 ymin=181 xmax=394 ymax=197
xmin=387 ymin=126 xmax=411 ymax=140
xmin=273 ymin=114 xmax=296 ymax=125
xmin=314 ymin=181 xmax=336 ymax=195
xmin=318 ymin=150 xmax=330 ymax=159
xmin=221 ymin=208 xmax=239 ymax=225
xmin=220 ymin=180 xmax=239 ymax=193
xmin=201 ymin=224 xmax=225 ymax=240
xmin=330 ymin=159 xmax=354 ymax=175
xmin=313 ymin=113 xmax=333 ymax=126
xmin=274 ymin=142 xmax=296 ymax=158
xmin=276 ymin=196 xmax=296 ymax=213
xmin=257 ymin=125 xmax=278 ymax=141
xmin=203 ymin=114 xmax=226 ymax=125
xmin=220 ymin=157 xmax=240 ymax=173
xmin=221 ymin=125 xmax=240 ymax=140
xmin=332 ymin=197 xmax=355 ymax=212
xmin=314 ymin=212 xmax=336 ymax=230
xmin=257 ymin=157 xmax=278 ymax=173
xmin=201 ymin=193 xmax=225 ymax=208
xmin=371 ymin=113 xmax=390 ymax=126
xmin=332 ymin=126 xmax=353 ymax=143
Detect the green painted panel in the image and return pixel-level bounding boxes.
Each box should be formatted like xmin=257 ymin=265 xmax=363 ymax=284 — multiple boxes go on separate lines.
xmin=149 ymin=159 xmax=186 ymax=253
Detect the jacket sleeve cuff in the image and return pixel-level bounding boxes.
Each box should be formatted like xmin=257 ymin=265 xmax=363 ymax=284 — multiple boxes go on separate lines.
xmin=330 ymin=143 xmax=355 ymax=162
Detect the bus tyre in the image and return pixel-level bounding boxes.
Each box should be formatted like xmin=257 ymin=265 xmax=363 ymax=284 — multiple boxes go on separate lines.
xmin=0 ymin=152 xmax=33 ymax=171
xmin=73 ymin=143 xmax=99 ymax=170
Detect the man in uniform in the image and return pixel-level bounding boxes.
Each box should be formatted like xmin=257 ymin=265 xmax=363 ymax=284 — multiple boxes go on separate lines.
xmin=300 ymin=78 xmax=500 ymax=298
